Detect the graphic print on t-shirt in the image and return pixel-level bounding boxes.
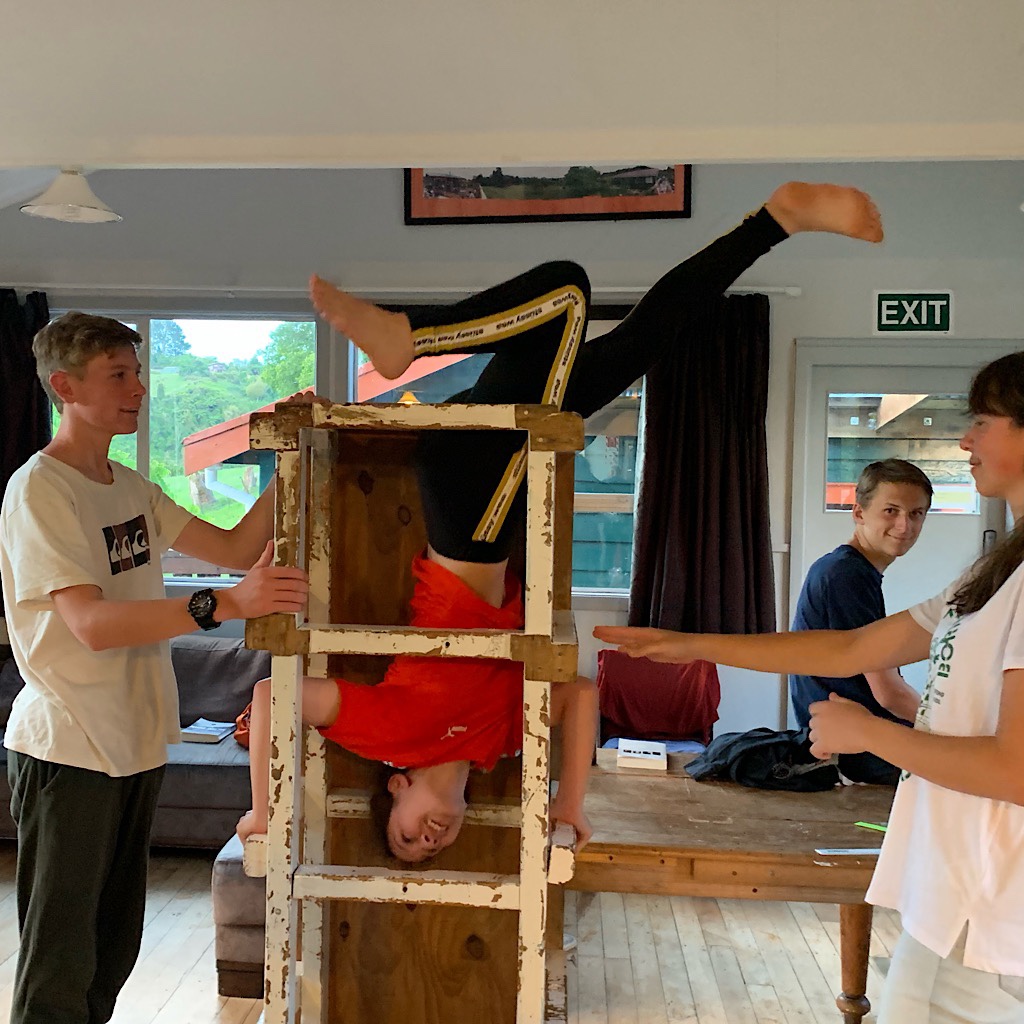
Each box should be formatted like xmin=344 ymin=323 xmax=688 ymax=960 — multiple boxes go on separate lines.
xmin=901 ymin=606 xmax=962 ymax=782
xmin=103 ymin=514 xmax=151 ymax=576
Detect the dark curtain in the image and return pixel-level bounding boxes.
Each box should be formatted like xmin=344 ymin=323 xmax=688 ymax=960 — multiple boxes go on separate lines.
xmin=628 ymin=293 xmax=775 ymax=634
xmin=1 ymin=289 xmax=51 ymax=505
xmin=1 ymin=289 xmax=49 ymax=635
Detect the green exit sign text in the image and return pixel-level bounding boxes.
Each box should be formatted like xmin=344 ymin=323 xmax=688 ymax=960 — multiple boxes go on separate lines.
xmin=875 ymin=291 xmax=953 ymax=334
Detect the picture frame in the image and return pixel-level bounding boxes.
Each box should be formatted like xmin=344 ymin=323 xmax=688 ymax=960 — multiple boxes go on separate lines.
xmin=404 ymin=164 xmax=691 ymax=225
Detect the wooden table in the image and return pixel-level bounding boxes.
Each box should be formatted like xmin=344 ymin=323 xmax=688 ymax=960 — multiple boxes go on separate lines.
xmin=570 ymin=758 xmax=896 ymax=1023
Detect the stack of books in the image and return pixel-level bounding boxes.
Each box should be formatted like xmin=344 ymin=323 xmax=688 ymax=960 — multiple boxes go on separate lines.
xmin=181 ymin=718 xmax=236 ymax=744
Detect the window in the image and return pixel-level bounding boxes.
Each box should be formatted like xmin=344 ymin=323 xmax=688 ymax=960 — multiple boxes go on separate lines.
xmin=150 ymin=318 xmax=316 ymax=575
xmin=55 ymin=305 xmax=641 ymax=591
xmin=826 ymin=392 xmax=977 ymax=513
xmin=51 ymin=315 xmax=317 ymax=578
xmin=572 ymin=380 xmax=641 ymax=591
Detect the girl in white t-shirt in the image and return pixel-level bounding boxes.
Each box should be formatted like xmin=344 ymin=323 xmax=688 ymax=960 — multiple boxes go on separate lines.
xmin=596 ymin=350 xmax=1024 ymax=1023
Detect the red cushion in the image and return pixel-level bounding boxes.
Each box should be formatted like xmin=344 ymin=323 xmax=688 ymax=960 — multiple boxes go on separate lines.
xmin=596 ymin=649 xmax=719 ymax=745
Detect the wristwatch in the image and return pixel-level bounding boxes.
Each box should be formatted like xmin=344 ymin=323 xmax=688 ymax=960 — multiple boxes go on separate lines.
xmin=187 ymin=588 xmax=219 ymax=631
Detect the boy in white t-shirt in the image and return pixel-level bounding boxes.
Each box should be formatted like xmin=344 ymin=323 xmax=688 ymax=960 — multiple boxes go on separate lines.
xmin=0 ymin=313 xmax=308 ymax=1024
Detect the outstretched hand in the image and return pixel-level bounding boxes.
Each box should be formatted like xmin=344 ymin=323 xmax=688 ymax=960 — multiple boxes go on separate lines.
xmin=808 ymin=692 xmax=874 ymax=759
xmin=219 ymin=541 xmax=308 ymax=621
xmin=592 ymin=625 xmax=699 ymax=664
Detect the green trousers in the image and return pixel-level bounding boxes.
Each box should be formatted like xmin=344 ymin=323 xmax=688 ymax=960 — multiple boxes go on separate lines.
xmin=7 ymin=750 xmax=165 ymax=1024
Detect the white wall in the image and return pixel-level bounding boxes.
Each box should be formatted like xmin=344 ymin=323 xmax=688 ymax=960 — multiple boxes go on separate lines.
xmin=3 ymin=2 xmax=1024 ymax=168
xmin=5 ymin=159 xmax=1024 ymax=731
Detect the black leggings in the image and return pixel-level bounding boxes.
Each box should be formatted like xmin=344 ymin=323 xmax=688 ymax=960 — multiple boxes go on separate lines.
xmin=411 ymin=206 xmax=788 ymax=561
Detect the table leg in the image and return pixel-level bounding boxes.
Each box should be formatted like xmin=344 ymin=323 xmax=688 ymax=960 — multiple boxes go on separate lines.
xmin=835 ymin=902 xmax=873 ymax=1023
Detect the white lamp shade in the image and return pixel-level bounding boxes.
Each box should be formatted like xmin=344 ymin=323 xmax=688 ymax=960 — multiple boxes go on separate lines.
xmin=20 ymin=170 xmax=121 ymax=223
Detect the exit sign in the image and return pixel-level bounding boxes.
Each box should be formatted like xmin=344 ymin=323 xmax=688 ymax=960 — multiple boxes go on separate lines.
xmin=875 ymin=291 xmax=953 ymax=334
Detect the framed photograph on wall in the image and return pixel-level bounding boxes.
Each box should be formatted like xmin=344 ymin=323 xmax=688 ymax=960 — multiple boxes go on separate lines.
xmin=404 ymin=164 xmax=691 ymax=225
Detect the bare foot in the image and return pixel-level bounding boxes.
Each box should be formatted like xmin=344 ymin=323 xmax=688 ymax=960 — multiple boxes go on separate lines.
xmin=765 ymin=182 xmax=883 ymax=243
xmin=236 ymin=809 xmax=265 ymax=843
xmin=309 ymin=274 xmax=415 ymax=379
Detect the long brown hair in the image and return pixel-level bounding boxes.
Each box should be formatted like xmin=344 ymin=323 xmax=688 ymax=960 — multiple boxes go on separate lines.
xmin=951 ymin=351 xmax=1024 ymax=616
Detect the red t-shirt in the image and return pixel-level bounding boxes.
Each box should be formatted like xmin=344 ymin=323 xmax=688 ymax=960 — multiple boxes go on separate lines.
xmin=319 ymin=553 xmax=524 ymax=770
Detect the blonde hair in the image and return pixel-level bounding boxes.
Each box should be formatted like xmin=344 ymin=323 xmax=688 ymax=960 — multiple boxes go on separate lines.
xmin=33 ymin=312 xmax=141 ymax=410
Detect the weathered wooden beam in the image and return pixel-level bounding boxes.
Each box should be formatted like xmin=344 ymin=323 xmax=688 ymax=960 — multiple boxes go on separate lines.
xmin=301 ymin=621 xmax=578 ymax=681
xmin=293 ymin=865 xmax=521 ymax=909
xmin=311 ymin=402 xmax=581 ymax=451
xmin=246 ymin=450 xmax=312 ymax=657
xmin=517 ymin=673 xmax=553 ymax=1024
xmin=246 ymin=614 xmax=310 ymax=656
xmin=524 ymin=450 xmax=556 ymax=638
xmin=302 ymin=427 xmax=336 ymax=1024
xmin=544 ymin=950 xmax=568 ymax=1024
xmin=513 ymin=407 xmax=584 ymax=453
xmin=512 ymin=610 xmax=578 ymax=682
xmin=250 ymin=403 xmax=315 ymax=451
xmin=263 ymin=655 xmax=305 ymax=1024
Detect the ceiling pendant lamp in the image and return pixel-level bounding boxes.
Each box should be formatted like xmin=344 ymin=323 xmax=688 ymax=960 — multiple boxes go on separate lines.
xmin=21 ymin=168 xmax=122 ymax=223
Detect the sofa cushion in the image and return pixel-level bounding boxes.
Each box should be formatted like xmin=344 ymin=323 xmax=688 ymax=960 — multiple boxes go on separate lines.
xmin=213 ymin=834 xmax=267 ymax=928
xmin=170 ymin=635 xmax=270 ymax=728
xmin=150 ymin=806 xmax=245 ymax=851
xmin=161 ymin=738 xmax=251 ymax=810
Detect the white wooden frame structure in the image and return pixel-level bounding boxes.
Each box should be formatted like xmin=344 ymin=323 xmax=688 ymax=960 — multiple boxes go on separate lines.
xmin=243 ymin=400 xmax=583 ymax=1024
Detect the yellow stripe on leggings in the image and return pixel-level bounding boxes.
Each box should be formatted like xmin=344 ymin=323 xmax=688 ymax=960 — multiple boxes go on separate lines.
xmin=471 ymin=285 xmax=587 ymax=543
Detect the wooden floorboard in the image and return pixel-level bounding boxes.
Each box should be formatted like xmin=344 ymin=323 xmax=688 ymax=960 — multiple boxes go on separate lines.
xmin=0 ymin=844 xmax=897 ymax=1022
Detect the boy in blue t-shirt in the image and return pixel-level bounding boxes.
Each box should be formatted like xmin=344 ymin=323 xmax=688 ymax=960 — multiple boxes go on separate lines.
xmin=790 ymin=458 xmax=933 ymax=782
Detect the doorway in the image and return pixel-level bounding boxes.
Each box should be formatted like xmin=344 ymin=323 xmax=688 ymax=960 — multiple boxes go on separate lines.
xmin=791 ymin=338 xmax=1020 ymax=692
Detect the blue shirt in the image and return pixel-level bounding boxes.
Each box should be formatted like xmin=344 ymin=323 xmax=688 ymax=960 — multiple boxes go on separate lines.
xmin=789 ymin=544 xmax=906 ymax=729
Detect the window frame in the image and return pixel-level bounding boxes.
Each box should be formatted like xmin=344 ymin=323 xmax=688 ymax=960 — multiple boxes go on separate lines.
xmin=567 ymin=309 xmax=643 ymax=597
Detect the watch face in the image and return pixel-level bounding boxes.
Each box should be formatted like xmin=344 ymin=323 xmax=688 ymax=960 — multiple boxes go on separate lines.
xmin=189 ymin=589 xmax=216 ymax=621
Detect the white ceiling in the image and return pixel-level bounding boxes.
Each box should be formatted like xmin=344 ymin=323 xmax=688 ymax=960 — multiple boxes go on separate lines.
xmin=3 ymin=0 xmax=1023 ymax=172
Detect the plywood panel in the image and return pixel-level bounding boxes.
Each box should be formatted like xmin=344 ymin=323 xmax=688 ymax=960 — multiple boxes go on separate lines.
xmin=320 ymin=430 xmax=527 ymax=1024
xmin=325 ymin=748 xmax=523 ymax=1024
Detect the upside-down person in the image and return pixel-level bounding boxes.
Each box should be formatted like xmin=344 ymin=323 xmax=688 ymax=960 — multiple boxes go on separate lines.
xmin=237 ymin=181 xmax=885 ymax=864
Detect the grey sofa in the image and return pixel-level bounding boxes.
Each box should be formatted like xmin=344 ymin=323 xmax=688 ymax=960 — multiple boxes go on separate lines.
xmin=0 ymin=633 xmax=270 ymax=849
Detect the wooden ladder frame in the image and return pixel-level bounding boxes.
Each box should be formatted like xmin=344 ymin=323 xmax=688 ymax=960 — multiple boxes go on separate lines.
xmin=244 ymin=400 xmax=583 ymax=1024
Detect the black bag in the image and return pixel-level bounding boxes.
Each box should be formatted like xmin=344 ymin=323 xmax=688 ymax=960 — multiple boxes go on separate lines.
xmin=686 ymin=727 xmax=840 ymax=792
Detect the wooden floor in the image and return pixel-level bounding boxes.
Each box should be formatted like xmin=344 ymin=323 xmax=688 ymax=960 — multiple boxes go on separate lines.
xmin=0 ymin=843 xmax=899 ymax=1023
